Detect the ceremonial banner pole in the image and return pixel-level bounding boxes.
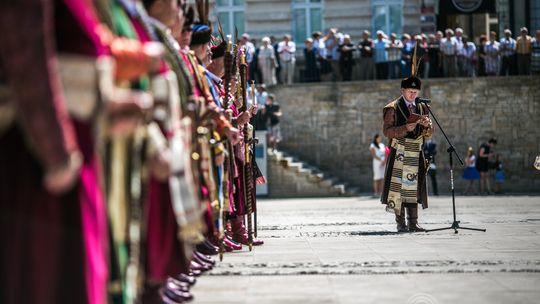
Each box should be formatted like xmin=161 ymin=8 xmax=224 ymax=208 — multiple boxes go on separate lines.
xmin=219 ymin=34 xmax=234 ymax=261
xmin=239 ymin=47 xmax=254 ymax=251
xmin=250 ymin=80 xmax=258 ymax=239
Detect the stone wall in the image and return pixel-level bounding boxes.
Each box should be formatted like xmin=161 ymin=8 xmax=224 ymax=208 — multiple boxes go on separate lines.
xmin=270 ymin=76 xmax=540 ymax=194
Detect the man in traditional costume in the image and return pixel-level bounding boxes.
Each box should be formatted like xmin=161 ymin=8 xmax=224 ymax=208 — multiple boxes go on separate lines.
xmin=381 ymin=47 xmax=434 ymax=233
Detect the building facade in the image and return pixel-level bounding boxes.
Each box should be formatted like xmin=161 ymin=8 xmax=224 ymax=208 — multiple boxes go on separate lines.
xmin=210 ymin=0 xmax=421 ymax=44
xmin=209 ymin=0 xmax=540 ymax=45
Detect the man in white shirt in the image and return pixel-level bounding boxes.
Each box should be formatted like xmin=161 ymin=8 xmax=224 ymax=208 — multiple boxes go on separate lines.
xmin=277 ymin=34 xmax=296 ymax=85
xmin=499 ymin=29 xmax=517 ymax=75
xmin=440 ymin=29 xmax=458 ymax=77
xmin=457 ymin=35 xmax=476 ymax=77
xmin=239 ymin=33 xmax=257 ymax=82
xmin=240 ymin=33 xmax=256 ymax=64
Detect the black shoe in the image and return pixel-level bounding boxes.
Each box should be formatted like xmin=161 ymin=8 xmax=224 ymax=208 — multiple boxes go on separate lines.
xmin=196 ymin=240 xmax=219 ymax=256
xmin=397 ymin=223 xmax=409 ymax=233
xmin=194 ymin=251 xmax=216 ymax=266
xmin=166 ymin=278 xmax=190 ymax=292
xmin=408 ymin=223 xmax=426 ymax=232
xmin=159 ymin=287 xmax=193 ymax=303
xmin=175 ymin=273 xmax=196 ymax=286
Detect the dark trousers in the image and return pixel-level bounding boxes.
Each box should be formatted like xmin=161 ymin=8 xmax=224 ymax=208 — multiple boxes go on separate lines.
xmin=500 ymin=55 xmax=517 ymax=76
xmin=428 ymin=168 xmax=438 ymax=195
xmin=340 ymin=63 xmax=353 ymax=81
xmin=376 ymin=62 xmax=388 ymax=80
xmin=517 ymin=54 xmax=531 ymax=75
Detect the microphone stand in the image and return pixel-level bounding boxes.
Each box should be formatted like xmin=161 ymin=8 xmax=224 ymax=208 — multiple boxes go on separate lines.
xmin=419 ymin=100 xmax=486 ymax=234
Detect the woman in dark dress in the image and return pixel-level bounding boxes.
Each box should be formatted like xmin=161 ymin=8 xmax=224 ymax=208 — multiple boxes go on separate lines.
xmin=477 ymin=35 xmax=488 ymax=77
xmin=476 ymin=138 xmax=497 ymax=194
xmin=427 ymin=34 xmax=439 ymax=78
xmin=304 ymin=38 xmax=320 ymax=82
xmin=338 ymin=35 xmax=355 ymax=81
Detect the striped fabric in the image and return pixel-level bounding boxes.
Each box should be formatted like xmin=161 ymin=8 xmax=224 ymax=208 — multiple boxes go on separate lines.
xmin=386 ymin=137 xmax=423 ymax=215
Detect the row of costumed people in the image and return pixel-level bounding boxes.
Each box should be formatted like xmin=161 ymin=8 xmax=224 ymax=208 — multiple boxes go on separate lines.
xmin=0 ymin=0 xmax=264 ymax=303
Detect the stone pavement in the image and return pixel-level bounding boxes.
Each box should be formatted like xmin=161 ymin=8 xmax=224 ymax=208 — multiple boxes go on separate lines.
xmin=191 ymin=196 xmax=540 ymax=304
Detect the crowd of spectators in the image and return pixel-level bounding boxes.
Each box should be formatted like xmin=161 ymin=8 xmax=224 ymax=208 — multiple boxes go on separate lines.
xmin=242 ymin=27 xmax=540 ymax=84
xmin=312 ymin=26 xmax=540 ymax=81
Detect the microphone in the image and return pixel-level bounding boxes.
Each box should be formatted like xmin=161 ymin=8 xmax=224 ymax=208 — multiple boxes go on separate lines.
xmin=415 ymin=97 xmax=431 ymax=104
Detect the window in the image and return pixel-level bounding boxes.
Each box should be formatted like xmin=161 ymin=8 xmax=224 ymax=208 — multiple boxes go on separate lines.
xmin=532 ymin=0 xmax=540 ymax=32
xmin=372 ymin=0 xmax=402 ymax=37
xmin=215 ymin=0 xmax=245 ymax=36
xmin=292 ymin=0 xmax=323 ymax=45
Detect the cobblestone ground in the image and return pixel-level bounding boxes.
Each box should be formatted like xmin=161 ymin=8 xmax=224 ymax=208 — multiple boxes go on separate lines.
xmin=191 ymin=196 xmax=540 ymax=304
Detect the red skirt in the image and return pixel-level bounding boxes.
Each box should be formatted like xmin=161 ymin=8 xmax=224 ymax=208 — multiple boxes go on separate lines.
xmin=0 ymin=125 xmax=90 ymax=304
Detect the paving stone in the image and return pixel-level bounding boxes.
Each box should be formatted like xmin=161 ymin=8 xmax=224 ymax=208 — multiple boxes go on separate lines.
xmin=191 ymin=196 xmax=540 ymax=303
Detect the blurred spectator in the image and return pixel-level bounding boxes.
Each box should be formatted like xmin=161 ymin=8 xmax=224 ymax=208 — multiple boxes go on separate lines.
xmin=256 ymin=84 xmax=268 ymax=105
xmin=424 ymin=138 xmax=439 ymax=196
xmin=270 ymin=35 xmax=281 ymax=83
xmin=499 ymin=29 xmax=517 ymax=75
xmin=463 ymin=147 xmax=480 ymax=195
xmin=264 ymin=94 xmax=282 ymax=151
xmin=277 ymin=34 xmax=296 ymax=85
xmin=401 ymin=34 xmax=413 ymax=77
xmin=374 ymin=31 xmax=389 ymax=80
xmin=418 ymin=34 xmax=431 ymax=78
xmin=477 ymin=34 xmax=488 ymax=77
xmin=427 ymin=32 xmax=443 ymax=78
xmin=338 ymin=35 xmax=355 ymax=81
xmin=240 ymin=33 xmax=256 ymax=80
xmin=304 ymin=38 xmax=320 ymax=82
xmin=313 ymin=32 xmax=329 ymax=81
xmin=370 ymin=134 xmax=386 ymax=198
xmin=252 ymin=86 xmax=268 ymax=131
xmin=455 ymin=28 xmax=464 ymax=42
xmin=312 ymin=31 xmax=323 ymax=49
xmin=494 ymin=154 xmax=505 ymax=194
xmin=455 ymin=27 xmax=464 ymax=60
xmin=457 ymin=35 xmax=476 ymax=77
xmin=477 ymin=138 xmax=497 ymax=195
xmin=358 ymin=30 xmax=375 ymax=80
xmin=325 ymin=28 xmax=341 ymax=81
xmin=415 ymin=34 xmax=429 ymax=78
xmin=516 ymin=27 xmax=533 ymax=75
xmin=251 ymin=38 xmax=262 ymax=83
xmin=440 ymin=29 xmax=458 ymax=77
xmin=257 ymin=37 xmax=277 ymax=86
xmin=532 ymin=30 xmax=540 ymax=74
xmin=485 ymin=31 xmax=500 ymax=76
xmin=387 ymin=33 xmax=403 ymax=79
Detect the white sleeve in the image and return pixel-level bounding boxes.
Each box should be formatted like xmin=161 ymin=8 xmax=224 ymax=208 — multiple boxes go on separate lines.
xmin=289 ymin=42 xmax=296 ymax=53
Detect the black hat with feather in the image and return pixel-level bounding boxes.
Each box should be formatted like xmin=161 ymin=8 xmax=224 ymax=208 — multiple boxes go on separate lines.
xmin=183 ymin=5 xmax=194 ymax=32
xmin=401 ymin=42 xmax=422 ymax=90
xmin=211 ymin=17 xmax=227 ymax=59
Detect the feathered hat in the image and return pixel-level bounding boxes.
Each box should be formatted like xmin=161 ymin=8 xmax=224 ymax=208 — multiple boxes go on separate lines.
xmin=190 ymin=0 xmax=212 ymax=46
xmin=401 ymin=41 xmax=422 ymax=90
xmin=211 ymin=17 xmax=227 ymax=59
xmin=183 ymin=5 xmax=194 ymax=32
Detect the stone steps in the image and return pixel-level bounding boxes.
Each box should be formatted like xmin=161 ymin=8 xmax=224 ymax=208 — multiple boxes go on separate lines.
xmin=268 ymin=150 xmax=358 ymax=197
